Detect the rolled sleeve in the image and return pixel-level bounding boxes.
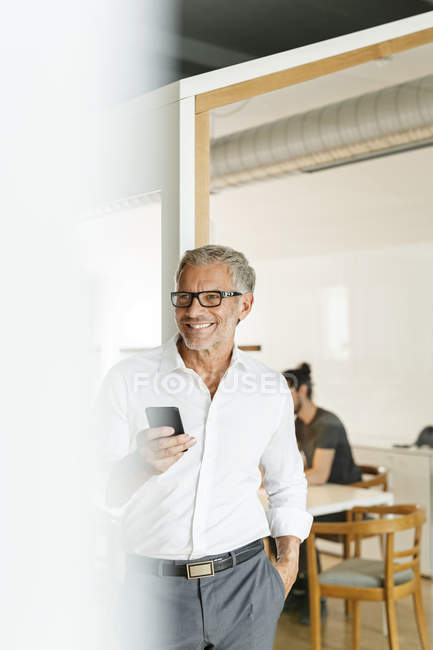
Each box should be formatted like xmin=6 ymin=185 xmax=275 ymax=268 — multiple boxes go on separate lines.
xmin=260 ymin=379 xmax=313 ymax=542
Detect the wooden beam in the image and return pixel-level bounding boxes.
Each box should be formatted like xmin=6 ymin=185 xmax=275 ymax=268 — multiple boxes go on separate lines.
xmin=195 ymin=27 xmax=433 ymax=113
xmin=238 ymin=345 xmax=262 ymax=351
xmin=194 ymin=109 xmax=210 ymax=247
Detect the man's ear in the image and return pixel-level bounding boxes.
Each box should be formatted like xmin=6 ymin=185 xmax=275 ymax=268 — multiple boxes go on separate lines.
xmin=238 ymin=292 xmax=254 ymax=323
xmin=299 ymin=384 xmax=308 ymax=398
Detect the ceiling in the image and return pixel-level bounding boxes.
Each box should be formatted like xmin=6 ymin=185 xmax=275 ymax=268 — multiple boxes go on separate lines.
xmin=210 ymin=42 xmax=433 ymax=261
xmin=211 ymin=41 xmax=433 ymax=138
xmin=179 ymin=0 xmax=433 ymax=79
xmin=105 ymin=1 xmax=433 ymax=101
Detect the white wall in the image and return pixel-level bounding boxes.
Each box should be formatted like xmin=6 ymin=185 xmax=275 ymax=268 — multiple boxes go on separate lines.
xmin=230 ymin=242 xmax=433 ymax=447
xmin=210 ymin=103 xmax=433 ymax=448
xmin=79 ymin=201 xmax=162 ymax=387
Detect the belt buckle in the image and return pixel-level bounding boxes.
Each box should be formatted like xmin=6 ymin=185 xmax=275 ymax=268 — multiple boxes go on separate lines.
xmin=186 ymin=560 xmax=215 ymax=579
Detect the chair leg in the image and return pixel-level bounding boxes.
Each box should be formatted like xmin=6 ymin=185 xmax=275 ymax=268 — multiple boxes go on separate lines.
xmin=413 ymin=581 xmax=431 ymax=650
xmin=344 ymin=535 xmax=351 ymax=559
xmin=384 ymin=596 xmax=400 ymax=650
xmin=344 ymin=538 xmax=353 ymax=618
xmin=382 ymin=603 xmax=388 ymax=637
xmin=309 ymin=585 xmax=321 ymax=650
xmin=352 ymin=600 xmax=360 ymax=650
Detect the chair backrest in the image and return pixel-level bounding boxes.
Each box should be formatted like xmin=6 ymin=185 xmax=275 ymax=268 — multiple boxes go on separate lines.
xmin=308 ymin=504 xmax=426 ymax=588
xmin=352 ymin=505 xmax=425 ymax=584
xmin=350 ymin=464 xmax=388 ymax=491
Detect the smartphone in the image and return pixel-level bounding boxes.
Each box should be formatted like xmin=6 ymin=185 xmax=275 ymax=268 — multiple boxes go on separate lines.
xmin=145 ymin=406 xmax=185 ymax=437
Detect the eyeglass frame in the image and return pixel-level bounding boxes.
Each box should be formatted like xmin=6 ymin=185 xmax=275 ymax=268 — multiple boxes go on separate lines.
xmin=170 ymin=289 xmax=243 ymax=308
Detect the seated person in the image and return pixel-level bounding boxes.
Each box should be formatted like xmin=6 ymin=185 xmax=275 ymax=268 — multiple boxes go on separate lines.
xmin=280 ymin=362 xmax=362 ymax=623
xmin=282 ymin=362 xmax=362 ymax=487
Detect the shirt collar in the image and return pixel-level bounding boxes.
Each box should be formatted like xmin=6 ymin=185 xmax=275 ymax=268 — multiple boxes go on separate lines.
xmin=158 ymin=333 xmax=186 ymax=375
xmin=229 ymin=340 xmax=248 ymax=370
xmin=158 ymin=332 xmax=248 ymax=375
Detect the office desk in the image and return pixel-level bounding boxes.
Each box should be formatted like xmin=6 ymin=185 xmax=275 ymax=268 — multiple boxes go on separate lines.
xmin=258 ymin=483 xmax=394 ymax=516
xmin=306 ymin=483 xmax=394 ymax=516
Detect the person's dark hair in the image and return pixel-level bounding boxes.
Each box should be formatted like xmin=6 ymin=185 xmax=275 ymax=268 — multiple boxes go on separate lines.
xmin=282 ymin=362 xmax=313 ymax=398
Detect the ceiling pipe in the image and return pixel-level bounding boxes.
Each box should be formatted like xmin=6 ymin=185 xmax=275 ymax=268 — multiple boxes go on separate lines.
xmin=210 ymin=74 xmax=433 ymax=191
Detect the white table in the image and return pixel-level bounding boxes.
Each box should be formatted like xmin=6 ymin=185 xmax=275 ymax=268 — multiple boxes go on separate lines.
xmin=258 ymin=483 xmax=394 ymax=516
xmin=307 ymin=483 xmax=394 ymax=516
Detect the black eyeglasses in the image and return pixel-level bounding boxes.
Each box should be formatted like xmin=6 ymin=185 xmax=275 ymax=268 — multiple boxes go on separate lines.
xmin=170 ymin=290 xmax=243 ymax=308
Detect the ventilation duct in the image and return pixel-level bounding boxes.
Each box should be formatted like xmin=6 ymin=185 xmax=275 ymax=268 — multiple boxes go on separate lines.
xmin=210 ymin=74 xmax=433 ymax=191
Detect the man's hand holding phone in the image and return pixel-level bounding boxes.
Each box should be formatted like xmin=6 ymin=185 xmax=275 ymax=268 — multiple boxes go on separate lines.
xmin=106 ymin=410 xmax=196 ymax=507
xmin=136 ymin=427 xmax=196 ymax=475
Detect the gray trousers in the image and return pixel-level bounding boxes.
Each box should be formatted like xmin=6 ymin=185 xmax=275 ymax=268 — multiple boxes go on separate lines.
xmin=116 ymin=548 xmax=285 ymax=650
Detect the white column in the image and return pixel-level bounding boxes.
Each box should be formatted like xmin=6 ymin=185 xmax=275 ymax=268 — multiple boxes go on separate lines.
xmin=161 ymin=96 xmax=196 ymax=342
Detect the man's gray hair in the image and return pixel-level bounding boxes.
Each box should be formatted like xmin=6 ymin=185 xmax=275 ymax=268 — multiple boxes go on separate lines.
xmin=175 ymin=244 xmax=256 ymax=293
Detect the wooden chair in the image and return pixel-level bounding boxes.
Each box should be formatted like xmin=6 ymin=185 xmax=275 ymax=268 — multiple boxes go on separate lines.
xmin=348 ymin=465 xmax=389 ymax=558
xmin=316 ymin=465 xmax=389 ymax=553
xmin=307 ymin=504 xmax=430 ymax=650
xmin=350 ymin=464 xmax=388 ymax=491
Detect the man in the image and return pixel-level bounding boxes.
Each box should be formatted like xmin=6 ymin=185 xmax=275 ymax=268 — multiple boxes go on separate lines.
xmin=97 ymin=245 xmax=312 ymax=649
xmin=283 ymin=363 xmax=361 ymax=486
xmin=282 ymin=362 xmax=361 ymax=624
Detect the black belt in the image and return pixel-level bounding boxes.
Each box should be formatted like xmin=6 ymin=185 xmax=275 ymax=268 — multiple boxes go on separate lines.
xmin=127 ymin=539 xmax=264 ymax=579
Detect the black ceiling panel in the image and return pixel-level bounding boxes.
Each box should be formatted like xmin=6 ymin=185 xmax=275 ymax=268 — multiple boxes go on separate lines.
xmin=106 ymin=0 xmax=433 ymax=100
xmin=180 ymin=0 xmax=432 ymax=60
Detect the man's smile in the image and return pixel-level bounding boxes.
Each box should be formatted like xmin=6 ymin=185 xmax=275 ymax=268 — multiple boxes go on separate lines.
xmin=184 ymin=322 xmax=216 ymax=330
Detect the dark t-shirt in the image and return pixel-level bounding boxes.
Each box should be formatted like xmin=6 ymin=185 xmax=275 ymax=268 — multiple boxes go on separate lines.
xmin=295 ymin=407 xmax=362 ymax=484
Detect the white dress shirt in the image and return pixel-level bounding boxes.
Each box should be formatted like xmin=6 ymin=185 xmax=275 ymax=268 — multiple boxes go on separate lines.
xmin=96 ymin=334 xmax=312 ymax=560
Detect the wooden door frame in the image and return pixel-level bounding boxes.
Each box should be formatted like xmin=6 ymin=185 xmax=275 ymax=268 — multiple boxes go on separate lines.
xmin=193 ymin=25 xmax=433 ymax=247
